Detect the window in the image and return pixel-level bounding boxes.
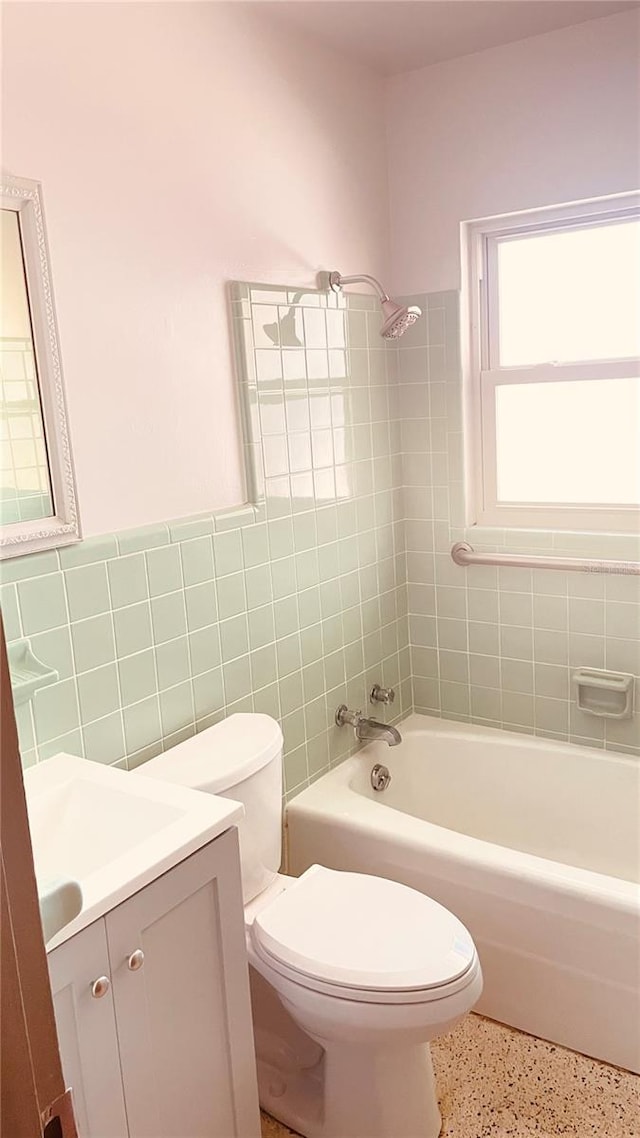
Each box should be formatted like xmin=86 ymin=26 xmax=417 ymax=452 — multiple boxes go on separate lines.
xmin=464 ymin=195 xmax=640 ymax=533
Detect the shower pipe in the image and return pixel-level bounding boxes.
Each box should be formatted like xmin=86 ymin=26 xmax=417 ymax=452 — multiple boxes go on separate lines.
xmin=451 ymin=542 xmax=640 ymax=576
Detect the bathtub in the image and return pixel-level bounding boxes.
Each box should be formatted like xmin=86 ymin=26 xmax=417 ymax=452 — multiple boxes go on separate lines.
xmin=286 ymin=713 xmax=640 ymax=1073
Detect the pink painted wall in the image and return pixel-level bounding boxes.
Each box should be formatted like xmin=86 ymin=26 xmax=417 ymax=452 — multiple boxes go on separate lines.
xmin=386 ymin=9 xmax=640 ymax=295
xmin=3 ymin=2 xmax=388 ymax=536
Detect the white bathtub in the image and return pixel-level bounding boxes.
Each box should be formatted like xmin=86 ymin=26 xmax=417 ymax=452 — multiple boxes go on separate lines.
xmin=286 ymin=713 xmax=640 ymax=1072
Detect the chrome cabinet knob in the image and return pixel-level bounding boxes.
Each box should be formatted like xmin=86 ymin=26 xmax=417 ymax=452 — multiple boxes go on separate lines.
xmin=127 ymin=949 xmax=145 ymax=971
xmin=91 ymin=976 xmax=110 ymax=999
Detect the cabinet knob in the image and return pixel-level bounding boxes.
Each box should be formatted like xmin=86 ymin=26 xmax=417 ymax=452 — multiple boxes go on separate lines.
xmin=127 ymin=948 xmax=145 ymax=971
xmin=90 ymin=975 xmax=110 ymax=999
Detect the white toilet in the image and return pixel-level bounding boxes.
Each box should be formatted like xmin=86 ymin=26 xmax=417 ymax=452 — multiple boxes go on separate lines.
xmin=140 ymin=713 xmax=482 ymax=1138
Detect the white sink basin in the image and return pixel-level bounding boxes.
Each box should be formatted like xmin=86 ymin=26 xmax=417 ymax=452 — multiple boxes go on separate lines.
xmin=24 ymin=753 xmax=243 ymax=950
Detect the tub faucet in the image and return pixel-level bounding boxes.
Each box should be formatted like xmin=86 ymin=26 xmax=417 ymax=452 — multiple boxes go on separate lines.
xmin=335 ymin=705 xmax=402 ymax=747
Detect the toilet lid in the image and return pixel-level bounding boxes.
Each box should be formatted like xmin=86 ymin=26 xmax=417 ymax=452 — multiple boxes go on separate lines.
xmin=252 ymin=865 xmax=476 ymax=993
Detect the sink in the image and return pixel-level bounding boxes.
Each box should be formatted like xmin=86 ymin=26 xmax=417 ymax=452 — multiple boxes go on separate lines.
xmin=24 ymin=753 xmax=243 ymax=949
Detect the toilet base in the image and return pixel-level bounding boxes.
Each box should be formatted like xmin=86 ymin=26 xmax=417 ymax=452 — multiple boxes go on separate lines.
xmin=258 ymin=1040 xmax=442 ymax=1138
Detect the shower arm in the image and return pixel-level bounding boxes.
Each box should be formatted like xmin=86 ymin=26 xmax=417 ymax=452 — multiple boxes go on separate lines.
xmin=326 ymin=271 xmax=390 ymax=302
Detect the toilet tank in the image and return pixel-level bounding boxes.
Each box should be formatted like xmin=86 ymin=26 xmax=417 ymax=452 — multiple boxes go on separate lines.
xmin=138 ymin=714 xmax=283 ymax=903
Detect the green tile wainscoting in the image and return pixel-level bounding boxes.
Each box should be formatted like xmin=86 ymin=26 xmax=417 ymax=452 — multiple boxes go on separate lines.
xmin=1 ymin=285 xmax=412 ymax=794
xmin=2 ymin=284 xmax=637 ymax=792
xmin=392 ymin=290 xmax=639 ymax=756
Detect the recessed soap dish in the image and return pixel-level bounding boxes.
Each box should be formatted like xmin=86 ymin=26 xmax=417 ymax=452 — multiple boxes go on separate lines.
xmin=8 ymin=639 xmax=59 ymax=706
xmin=572 ymin=668 xmax=634 ymax=720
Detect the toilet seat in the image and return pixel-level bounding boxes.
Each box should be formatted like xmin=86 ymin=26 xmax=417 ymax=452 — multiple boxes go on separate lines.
xmin=251 ymin=865 xmax=478 ymax=1005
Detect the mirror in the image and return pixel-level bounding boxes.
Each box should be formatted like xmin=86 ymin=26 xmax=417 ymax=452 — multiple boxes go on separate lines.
xmin=0 ymin=176 xmax=79 ymax=557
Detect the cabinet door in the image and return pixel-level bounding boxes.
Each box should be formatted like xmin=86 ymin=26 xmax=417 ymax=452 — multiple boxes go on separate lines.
xmin=106 ymin=829 xmax=260 ymax=1138
xmin=48 ymin=919 xmax=129 ymax=1138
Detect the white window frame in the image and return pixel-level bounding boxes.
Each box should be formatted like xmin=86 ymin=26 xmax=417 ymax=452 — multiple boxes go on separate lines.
xmin=462 ymin=193 xmax=640 ymax=534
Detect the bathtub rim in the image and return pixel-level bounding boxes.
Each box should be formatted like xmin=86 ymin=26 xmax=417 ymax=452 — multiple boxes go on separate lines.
xmin=286 ymin=713 xmax=640 ymax=914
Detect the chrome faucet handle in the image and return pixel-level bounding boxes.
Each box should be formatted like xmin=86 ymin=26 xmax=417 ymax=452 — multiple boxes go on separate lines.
xmin=370 ymin=684 xmax=395 ymax=705
xmin=335 ymin=705 xmax=361 ymax=727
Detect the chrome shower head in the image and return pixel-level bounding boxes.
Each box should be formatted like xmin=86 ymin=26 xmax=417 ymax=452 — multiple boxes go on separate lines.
xmin=379 ymin=298 xmax=422 ymax=339
xmin=317 ymin=270 xmax=422 ymax=340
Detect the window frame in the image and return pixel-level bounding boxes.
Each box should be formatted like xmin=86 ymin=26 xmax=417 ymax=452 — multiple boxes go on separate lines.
xmin=462 ymin=193 xmax=640 ymax=534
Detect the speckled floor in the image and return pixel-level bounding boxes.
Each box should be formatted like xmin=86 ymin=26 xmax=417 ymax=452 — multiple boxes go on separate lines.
xmin=259 ymin=1012 xmax=640 ymax=1138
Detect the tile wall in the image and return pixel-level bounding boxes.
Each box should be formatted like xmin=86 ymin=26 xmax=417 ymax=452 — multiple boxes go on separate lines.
xmin=392 ymin=291 xmax=640 ymax=755
xmin=1 ymin=284 xmax=411 ymax=794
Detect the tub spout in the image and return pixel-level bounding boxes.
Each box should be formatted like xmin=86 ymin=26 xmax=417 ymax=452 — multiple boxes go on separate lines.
xmin=335 ymin=705 xmax=402 ymax=746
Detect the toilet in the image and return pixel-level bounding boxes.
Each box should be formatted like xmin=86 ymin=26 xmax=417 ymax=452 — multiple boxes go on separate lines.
xmin=139 ymin=713 xmax=482 ymax=1138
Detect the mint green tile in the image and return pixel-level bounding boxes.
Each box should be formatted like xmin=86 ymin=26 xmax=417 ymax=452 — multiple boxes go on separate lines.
xmin=168 ymin=515 xmax=214 ymax=543
xmin=151 ymin=592 xmax=186 ymax=645
xmin=146 ymin=545 xmax=182 ymax=597
xmin=267 ymin=517 xmax=294 ymax=560
xmin=213 ymin=530 xmax=243 ymax=576
xmin=59 ymin=535 xmax=119 ymax=568
xmin=304 ymin=696 xmax=327 ymax=739
xmin=71 ymin=614 xmax=115 ymax=673
xmin=1 ymin=549 xmax=59 ymax=583
xmin=83 ymin=712 xmax=126 ymax=764
xmin=38 ymin=730 xmax=84 ymax=761
xmin=33 ymin=678 xmax=80 ymax=744
xmin=163 ymin=725 xmax=196 ymax=751
xmin=293 ymin=512 xmax=317 ymax=553
xmin=282 ymin=709 xmax=306 ymax=753
xmin=242 ymin=524 xmax=269 ymax=568
xmin=65 ymin=563 xmax=110 ymax=621
xmin=0 ymin=584 xmax=21 ymax=640
xmin=185 ymin=582 xmax=217 ymax=631
xmin=248 ymin=605 xmax=275 ymax=651
xmin=193 ymin=668 xmax=224 ymax=720
xmin=159 ymin=681 xmax=194 ymax=737
xmin=217 ymin=572 xmax=247 ymax=620
xmin=78 ymin=663 xmax=120 ymax=723
xmin=279 ymin=669 xmax=303 ymax=716
xmin=180 ymin=536 xmax=214 ymax=586
xmin=253 ymin=683 xmax=280 ymax=719
xmin=294 ymin=550 xmax=319 ymax=591
xmin=274 ymin=596 xmax=299 ymax=639
xmin=18 ymin=573 xmax=67 ymax=634
xmin=324 ymin=648 xmax=346 ymax=690
xmin=250 ymin=644 xmax=277 ymax=689
xmin=117 ymin=523 xmax=169 ymax=555
xmin=226 ymin=695 xmax=255 ymax=715
xmin=220 ymin=614 xmax=249 ymax=662
xmin=320 ymin=580 xmax=342 ymax=619
xmin=118 ymin=649 xmax=157 ymax=704
xmin=318 ymin=542 xmax=340 ymax=581
xmin=302 ymin=659 xmax=325 ymax=701
xmin=14 ymin=702 xmax=34 ymax=752
xmin=123 ymin=696 xmax=162 ymax=753
xmin=307 ymin=733 xmax=329 ymax=776
xmin=156 ymin=636 xmax=190 ymax=690
xmin=271 ymin=556 xmax=296 ymax=599
xmin=245 ymin=565 xmax=273 ymax=610
xmin=114 ymin=603 xmax=153 ymax=658
xmin=107 ymin=554 xmax=148 ymax=609
xmin=284 ymin=745 xmax=307 ymax=792
xmin=188 ymin=625 xmax=221 ymax=676
xmin=215 ymin=505 xmax=256 ymax=531
xmin=298 ymin=587 xmax=321 ymax=629
xmin=30 ymin=626 xmax=74 ymax=680
xmin=298 ymin=623 xmax=321 ymax=664
xmin=223 ymin=656 xmax=251 ymax=703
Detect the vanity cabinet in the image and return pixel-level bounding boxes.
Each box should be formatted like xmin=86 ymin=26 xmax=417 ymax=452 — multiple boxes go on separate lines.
xmin=48 ymin=828 xmax=260 ymax=1138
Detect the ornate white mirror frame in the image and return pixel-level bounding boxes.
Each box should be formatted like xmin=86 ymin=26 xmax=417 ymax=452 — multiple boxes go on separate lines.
xmin=1 ymin=175 xmax=80 ymax=558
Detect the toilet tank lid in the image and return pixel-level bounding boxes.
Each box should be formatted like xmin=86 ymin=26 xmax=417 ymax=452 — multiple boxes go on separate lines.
xmin=139 ymin=714 xmax=283 ymax=793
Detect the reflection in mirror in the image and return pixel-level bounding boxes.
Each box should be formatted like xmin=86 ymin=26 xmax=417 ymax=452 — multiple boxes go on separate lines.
xmin=1 ymin=209 xmax=53 ymax=524
xmin=0 ymin=176 xmax=79 ymax=558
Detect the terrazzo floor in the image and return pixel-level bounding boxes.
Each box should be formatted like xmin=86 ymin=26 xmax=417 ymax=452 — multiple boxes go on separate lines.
xmin=259 ymin=1012 xmax=640 ymax=1138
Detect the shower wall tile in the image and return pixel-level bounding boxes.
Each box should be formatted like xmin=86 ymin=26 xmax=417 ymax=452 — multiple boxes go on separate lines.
xmin=397 ymin=290 xmax=640 ymax=756
xmin=2 ymin=284 xmax=412 ymax=794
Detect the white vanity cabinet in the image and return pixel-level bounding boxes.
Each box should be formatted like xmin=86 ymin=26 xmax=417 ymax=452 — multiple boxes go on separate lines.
xmin=48 ymin=828 xmax=260 ymax=1138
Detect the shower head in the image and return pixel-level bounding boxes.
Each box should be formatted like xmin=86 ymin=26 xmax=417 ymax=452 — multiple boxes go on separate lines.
xmin=317 ymin=270 xmax=422 ymax=339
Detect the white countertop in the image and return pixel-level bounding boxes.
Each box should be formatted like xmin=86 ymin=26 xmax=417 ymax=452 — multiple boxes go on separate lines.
xmin=24 ymin=753 xmax=243 ymax=951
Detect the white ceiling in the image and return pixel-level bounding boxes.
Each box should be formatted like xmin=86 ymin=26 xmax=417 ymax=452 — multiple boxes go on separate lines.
xmin=257 ymin=1 xmax=639 ymax=76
